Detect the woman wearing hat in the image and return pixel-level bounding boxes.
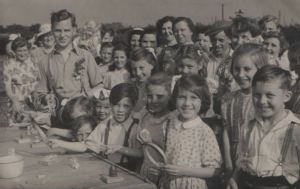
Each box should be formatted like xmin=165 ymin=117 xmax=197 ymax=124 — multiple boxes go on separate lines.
xmin=31 ymin=23 xmax=55 ymax=64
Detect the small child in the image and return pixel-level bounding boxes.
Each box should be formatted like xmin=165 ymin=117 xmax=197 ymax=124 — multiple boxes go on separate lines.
xmin=103 ymin=44 xmax=131 ymax=89
xmin=130 ymin=48 xmax=157 ymax=111
xmin=229 ymin=65 xmax=300 ymax=189
xmin=221 ymin=43 xmax=268 ymax=172
xmin=159 ymin=74 xmax=222 ymax=189
xmin=86 ymin=83 xmax=142 ymax=171
xmin=138 ymin=72 xmax=173 ymax=184
xmin=92 ymin=89 xmax=111 ymax=123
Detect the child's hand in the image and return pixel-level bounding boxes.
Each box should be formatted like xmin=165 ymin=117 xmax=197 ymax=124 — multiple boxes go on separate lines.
xmin=105 ymin=145 xmax=122 ymax=154
xmin=160 ymin=164 xmax=183 ymax=176
xmin=48 ymin=138 xmax=61 ymax=148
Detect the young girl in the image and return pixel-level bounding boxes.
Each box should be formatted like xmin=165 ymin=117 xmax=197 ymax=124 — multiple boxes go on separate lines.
xmin=103 ymin=44 xmax=131 ymax=89
xmin=130 ymin=48 xmax=157 ymax=111
xmin=85 ymin=83 xmax=142 ymax=171
xmin=92 ymin=89 xmax=111 ymax=123
xmin=159 ymin=74 xmax=222 ymax=189
xmin=221 ymin=43 xmax=268 ymax=173
xmin=138 ymin=72 xmax=174 ymax=184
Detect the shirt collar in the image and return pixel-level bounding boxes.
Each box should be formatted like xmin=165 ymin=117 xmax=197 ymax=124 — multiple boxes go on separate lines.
xmin=53 ymin=44 xmax=80 ymax=55
xmin=174 ymin=115 xmax=202 ymax=130
xmin=110 ymin=116 xmax=134 ymax=131
xmin=255 ymin=110 xmax=300 ymax=131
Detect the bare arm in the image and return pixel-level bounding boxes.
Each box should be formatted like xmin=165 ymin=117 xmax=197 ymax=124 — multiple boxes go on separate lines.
xmin=223 ymin=125 xmax=233 ymax=171
xmin=49 ymin=138 xmax=87 ymax=152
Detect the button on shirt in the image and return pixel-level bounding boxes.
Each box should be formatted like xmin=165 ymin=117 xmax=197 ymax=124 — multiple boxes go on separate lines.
xmin=238 ymin=110 xmax=300 ymax=184
xmin=36 ymin=46 xmax=102 ymax=99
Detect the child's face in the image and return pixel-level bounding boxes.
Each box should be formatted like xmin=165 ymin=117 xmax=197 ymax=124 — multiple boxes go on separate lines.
xmin=177 ymin=58 xmax=201 ymax=75
xmin=176 ymin=88 xmax=201 ymax=122
xmin=232 ymin=55 xmax=258 ymax=92
xmin=101 ymin=47 xmax=113 ymax=63
xmin=15 ymin=46 xmax=29 ymax=62
xmin=252 ymin=79 xmax=291 ymax=121
xmin=263 ymin=37 xmax=280 ymax=58
xmin=112 ymin=97 xmax=134 ymax=123
xmin=75 ymin=123 xmax=93 ymax=142
xmin=131 ymin=59 xmax=153 ymax=83
xmin=146 ymin=84 xmax=170 ymax=115
xmin=95 ymin=99 xmax=111 ymax=121
xmin=196 ymin=33 xmax=212 ymax=52
xmin=113 ymin=50 xmax=127 ymax=70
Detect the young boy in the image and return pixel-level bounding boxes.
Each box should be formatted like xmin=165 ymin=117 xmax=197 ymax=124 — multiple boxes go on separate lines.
xmin=228 ymin=65 xmax=300 ymax=189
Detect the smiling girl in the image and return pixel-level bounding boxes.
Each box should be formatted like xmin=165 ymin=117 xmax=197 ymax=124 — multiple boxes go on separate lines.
xmin=221 ymin=43 xmax=268 ymax=174
xmin=159 ymin=74 xmax=221 ymax=189
xmin=103 ymin=44 xmax=130 ymax=89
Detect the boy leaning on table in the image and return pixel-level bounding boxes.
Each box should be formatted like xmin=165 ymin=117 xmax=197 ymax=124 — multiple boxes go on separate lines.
xmin=227 ymin=65 xmax=300 ymax=189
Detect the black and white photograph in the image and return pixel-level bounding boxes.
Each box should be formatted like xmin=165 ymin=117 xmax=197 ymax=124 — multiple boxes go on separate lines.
xmin=0 ymin=0 xmax=300 ymax=188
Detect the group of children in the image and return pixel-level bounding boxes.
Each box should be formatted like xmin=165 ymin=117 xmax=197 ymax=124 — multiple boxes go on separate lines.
xmin=43 ymin=43 xmax=300 ymax=189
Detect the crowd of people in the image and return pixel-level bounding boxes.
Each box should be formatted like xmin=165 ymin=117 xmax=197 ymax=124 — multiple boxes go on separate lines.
xmin=3 ymin=8 xmax=300 ymax=189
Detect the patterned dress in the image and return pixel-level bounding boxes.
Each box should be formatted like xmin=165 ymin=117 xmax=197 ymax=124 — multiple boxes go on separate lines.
xmin=221 ymin=90 xmax=255 ymax=163
xmin=159 ymin=116 xmax=222 ymax=189
xmin=3 ymin=58 xmax=39 ymax=124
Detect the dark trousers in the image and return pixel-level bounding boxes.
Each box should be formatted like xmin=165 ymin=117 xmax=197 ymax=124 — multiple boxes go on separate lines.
xmin=239 ymin=171 xmax=298 ymax=189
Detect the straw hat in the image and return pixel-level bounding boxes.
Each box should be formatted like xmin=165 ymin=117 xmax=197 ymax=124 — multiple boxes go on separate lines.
xmin=37 ymin=24 xmax=52 ymax=38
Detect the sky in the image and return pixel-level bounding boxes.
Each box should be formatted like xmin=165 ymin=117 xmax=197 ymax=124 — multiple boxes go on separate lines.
xmin=0 ymin=0 xmax=300 ymax=27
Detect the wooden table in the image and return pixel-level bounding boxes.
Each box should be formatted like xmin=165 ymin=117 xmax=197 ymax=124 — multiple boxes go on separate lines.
xmin=0 ymin=127 xmax=156 ymax=189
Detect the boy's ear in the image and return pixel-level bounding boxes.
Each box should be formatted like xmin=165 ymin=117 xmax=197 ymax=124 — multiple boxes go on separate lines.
xmin=284 ymin=90 xmax=292 ymax=103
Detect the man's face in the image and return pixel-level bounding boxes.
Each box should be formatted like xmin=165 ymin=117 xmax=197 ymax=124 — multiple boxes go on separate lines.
xmin=174 ymin=21 xmax=193 ymax=45
xmin=237 ymin=31 xmax=254 ymax=46
xmin=212 ymin=31 xmax=231 ymax=57
xmin=52 ymin=18 xmax=75 ymax=49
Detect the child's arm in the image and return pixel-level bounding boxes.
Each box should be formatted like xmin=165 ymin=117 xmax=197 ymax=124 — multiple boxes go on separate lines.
xmin=47 ymin=128 xmax=73 ymax=139
xmin=49 ymin=138 xmax=87 ymax=152
xmin=161 ymin=164 xmax=221 ymax=178
xmin=118 ymin=146 xmax=143 ymax=158
xmin=223 ymin=126 xmax=233 ymax=171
